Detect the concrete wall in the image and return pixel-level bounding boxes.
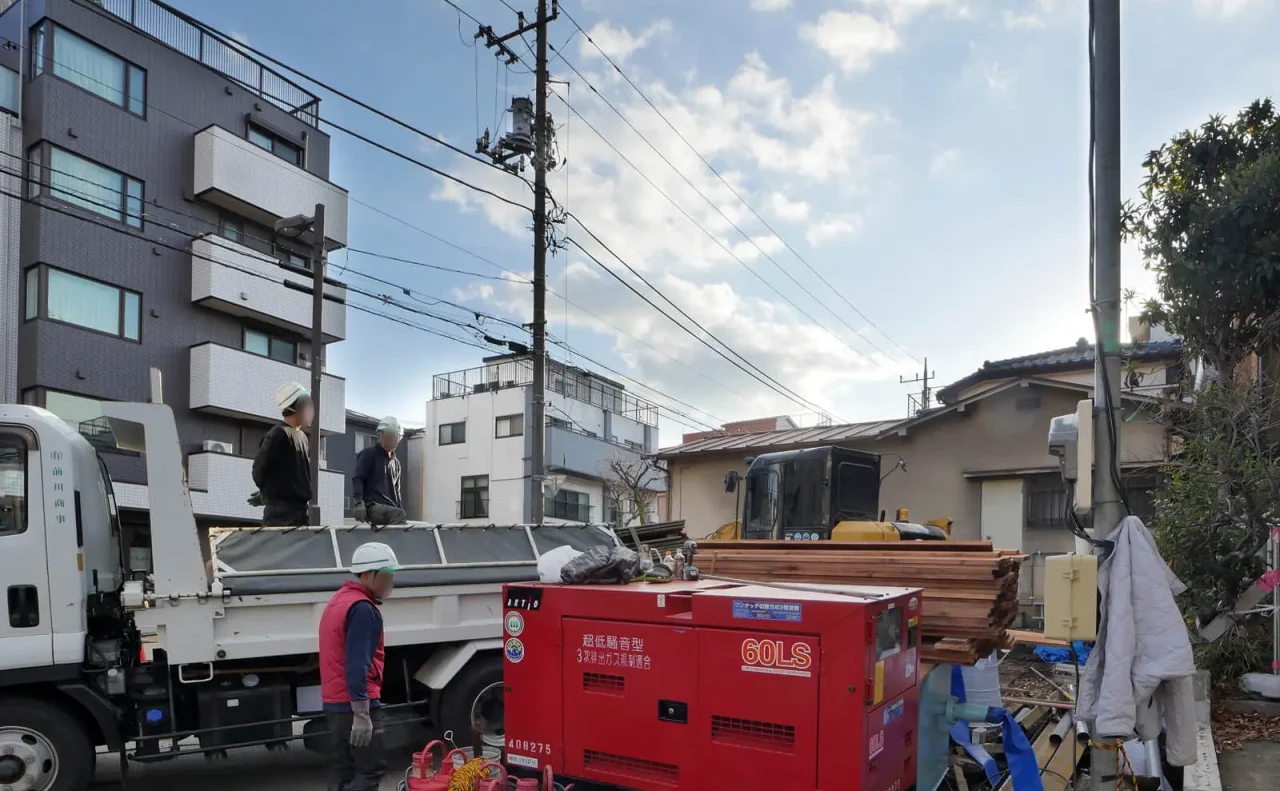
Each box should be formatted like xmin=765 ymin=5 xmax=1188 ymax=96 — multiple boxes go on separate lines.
xmin=667 ymin=383 xmax=1169 ymax=543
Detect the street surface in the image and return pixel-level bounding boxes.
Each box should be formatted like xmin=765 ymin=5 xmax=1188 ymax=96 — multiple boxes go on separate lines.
xmin=94 ymin=745 xmax=415 ymax=791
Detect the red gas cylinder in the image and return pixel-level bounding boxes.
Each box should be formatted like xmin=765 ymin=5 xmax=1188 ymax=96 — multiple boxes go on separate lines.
xmin=406 ymin=741 xmax=471 ymax=791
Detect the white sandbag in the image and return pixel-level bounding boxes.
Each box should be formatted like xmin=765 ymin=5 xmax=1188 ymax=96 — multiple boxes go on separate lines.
xmin=537 ymin=545 xmax=583 ymax=583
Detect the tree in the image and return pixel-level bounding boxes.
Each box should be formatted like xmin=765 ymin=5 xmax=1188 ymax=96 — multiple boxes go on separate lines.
xmin=602 ymin=456 xmax=664 ymax=528
xmin=1125 ymin=99 xmax=1280 ymax=375
xmin=1128 ymin=98 xmax=1280 ymax=681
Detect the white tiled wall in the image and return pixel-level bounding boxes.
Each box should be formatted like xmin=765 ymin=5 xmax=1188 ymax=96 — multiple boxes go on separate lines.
xmin=190 ymin=235 xmax=347 ymax=340
xmin=193 ymin=126 xmax=349 ymax=247
xmin=189 ymin=343 xmax=346 ymax=434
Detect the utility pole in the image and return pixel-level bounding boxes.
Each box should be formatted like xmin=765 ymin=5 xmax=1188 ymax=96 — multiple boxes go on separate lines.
xmin=480 ymin=1 xmax=557 ymax=523
xmin=307 ymin=204 xmax=326 ymax=527
xmin=1089 ymin=2 xmax=1123 ymax=790
xmin=900 ymin=357 xmax=935 ymax=416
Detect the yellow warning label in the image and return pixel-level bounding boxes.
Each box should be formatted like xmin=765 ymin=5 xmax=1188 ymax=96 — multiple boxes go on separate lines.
xmin=874 ymin=660 xmax=885 ymax=704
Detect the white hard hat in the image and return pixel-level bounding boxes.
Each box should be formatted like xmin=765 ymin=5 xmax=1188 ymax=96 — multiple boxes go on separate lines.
xmin=377 ymin=416 xmax=402 ymax=435
xmin=350 ymin=542 xmax=401 ymax=575
xmin=276 ymin=382 xmax=310 ymax=413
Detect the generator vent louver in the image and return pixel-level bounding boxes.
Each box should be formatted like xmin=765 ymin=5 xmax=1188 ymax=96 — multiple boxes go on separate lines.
xmin=582 ymin=672 xmax=626 ymax=695
xmin=710 ymin=715 xmax=797 ymax=752
xmin=583 ymin=750 xmax=680 ymax=784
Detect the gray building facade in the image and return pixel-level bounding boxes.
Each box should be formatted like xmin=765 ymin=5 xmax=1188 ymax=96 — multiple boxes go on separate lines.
xmin=335 ymin=410 xmax=423 ymax=521
xmin=0 ymin=0 xmax=349 ymax=523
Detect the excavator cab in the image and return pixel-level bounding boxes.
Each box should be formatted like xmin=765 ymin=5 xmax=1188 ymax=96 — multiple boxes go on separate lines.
xmin=735 ymin=446 xmax=947 ymax=541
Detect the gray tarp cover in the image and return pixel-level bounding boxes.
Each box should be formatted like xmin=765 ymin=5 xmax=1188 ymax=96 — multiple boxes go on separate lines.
xmin=213 ymin=524 xmax=617 ymax=595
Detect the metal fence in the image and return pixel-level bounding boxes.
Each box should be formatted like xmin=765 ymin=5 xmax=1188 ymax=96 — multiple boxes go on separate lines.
xmin=433 ymin=357 xmax=660 ymax=427
xmin=96 ymin=0 xmax=320 ymax=126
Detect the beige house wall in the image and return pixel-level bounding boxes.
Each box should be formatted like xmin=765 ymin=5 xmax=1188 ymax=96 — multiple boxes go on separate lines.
xmin=667 ymin=383 xmax=1169 ymax=546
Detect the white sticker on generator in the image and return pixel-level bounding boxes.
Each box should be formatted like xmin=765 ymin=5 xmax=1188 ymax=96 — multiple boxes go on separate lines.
xmin=507 ymin=753 xmax=539 ymax=769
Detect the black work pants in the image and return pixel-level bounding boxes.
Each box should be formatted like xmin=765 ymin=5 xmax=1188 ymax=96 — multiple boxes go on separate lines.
xmin=326 ymin=708 xmax=385 ymax=791
xmin=262 ymin=501 xmax=309 ymax=526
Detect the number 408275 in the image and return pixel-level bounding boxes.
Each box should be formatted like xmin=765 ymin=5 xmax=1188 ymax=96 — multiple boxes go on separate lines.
xmin=506 ymin=738 xmax=551 ymax=756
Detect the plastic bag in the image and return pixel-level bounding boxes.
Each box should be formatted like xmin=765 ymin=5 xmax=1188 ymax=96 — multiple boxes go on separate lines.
xmin=561 ymin=545 xmax=641 ymax=585
xmin=537 ymin=545 xmax=583 ymax=583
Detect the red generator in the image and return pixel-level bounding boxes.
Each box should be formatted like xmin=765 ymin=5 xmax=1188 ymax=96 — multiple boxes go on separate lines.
xmin=501 ymin=580 xmax=924 ymax=791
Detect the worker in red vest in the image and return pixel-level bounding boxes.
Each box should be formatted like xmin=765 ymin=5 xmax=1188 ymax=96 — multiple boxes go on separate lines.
xmin=318 ymin=541 xmax=401 ymax=791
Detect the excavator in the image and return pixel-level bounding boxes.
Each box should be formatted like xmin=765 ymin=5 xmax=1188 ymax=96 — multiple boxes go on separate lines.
xmin=708 ymin=445 xmax=953 ymax=542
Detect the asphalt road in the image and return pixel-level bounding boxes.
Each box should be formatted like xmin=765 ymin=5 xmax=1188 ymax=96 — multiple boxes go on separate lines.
xmin=94 ymin=745 xmax=416 ymax=791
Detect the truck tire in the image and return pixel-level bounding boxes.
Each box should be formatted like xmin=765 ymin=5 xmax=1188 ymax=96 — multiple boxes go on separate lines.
xmin=437 ymin=654 xmax=504 ymax=752
xmin=0 ymin=696 xmax=95 ymax=791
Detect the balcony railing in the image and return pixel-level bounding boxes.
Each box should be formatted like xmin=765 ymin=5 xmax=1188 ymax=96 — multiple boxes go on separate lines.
xmin=457 ymin=496 xmax=490 ymax=520
xmin=545 ymin=499 xmax=592 ymax=523
xmin=433 ymin=357 xmax=659 ymax=427
xmin=96 ymin=0 xmax=320 ymax=126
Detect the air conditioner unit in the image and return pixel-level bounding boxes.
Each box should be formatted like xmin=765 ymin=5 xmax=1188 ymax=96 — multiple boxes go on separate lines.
xmin=202 ymin=440 xmax=233 ymax=454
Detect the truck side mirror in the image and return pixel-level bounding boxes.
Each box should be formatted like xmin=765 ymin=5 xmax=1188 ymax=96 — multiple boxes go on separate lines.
xmin=724 ymin=470 xmax=739 ymax=493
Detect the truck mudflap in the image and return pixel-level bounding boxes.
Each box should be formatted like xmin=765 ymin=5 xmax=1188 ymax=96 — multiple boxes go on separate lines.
xmin=57 ymin=682 xmax=125 ymax=751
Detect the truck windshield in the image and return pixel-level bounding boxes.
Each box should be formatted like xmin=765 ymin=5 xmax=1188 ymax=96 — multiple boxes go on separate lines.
xmin=742 ymin=468 xmax=778 ymax=540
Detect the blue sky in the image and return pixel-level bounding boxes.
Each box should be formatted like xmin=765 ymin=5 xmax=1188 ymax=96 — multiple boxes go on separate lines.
xmin=172 ymin=0 xmax=1280 ymax=444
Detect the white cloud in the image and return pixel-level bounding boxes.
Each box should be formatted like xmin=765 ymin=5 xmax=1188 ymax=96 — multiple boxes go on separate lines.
xmin=1193 ymin=0 xmax=1260 ymax=16
xmin=984 ymin=62 xmax=1016 ymax=94
xmin=428 ymin=51 xmax=904 ymax=422
xmin=768 ymin=192 xmax=810 ymax=222
xmin=750 ymin=0 xmax=793 ymax=9
xmin=929 ymin=148 xmax=961 ymax=177
xmin=857 ymin=0 xmax=969 ymax=25
xmin=577 ymin=20 xmax=673 ymax=63
xmin=1001 ymin=10 xmax=1046 ymax=29
xmin=806 ymin=215 xmax=861 ymax=247
xmin=800 ymin=11 xmax=900 ymax=75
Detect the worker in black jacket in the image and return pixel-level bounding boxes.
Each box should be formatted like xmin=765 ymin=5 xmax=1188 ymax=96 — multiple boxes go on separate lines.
xmin=352 ymin=416 xmax=407 ymax=526
xmin=252 ymin=381 xmax=315 ymax=526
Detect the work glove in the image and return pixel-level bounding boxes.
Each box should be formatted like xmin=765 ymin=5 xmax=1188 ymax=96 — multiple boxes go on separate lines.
xmin=349 ymin=699 xmax=374 ymax=748
xmin=353 ymin=501 xmax=369 ymax=523
xmin=247 ymin=490 xmax=263 ymax=507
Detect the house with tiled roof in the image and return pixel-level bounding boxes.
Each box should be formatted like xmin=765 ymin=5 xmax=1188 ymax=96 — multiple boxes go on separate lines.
xmin=656 ymin=336 xmax=1183 ymax=627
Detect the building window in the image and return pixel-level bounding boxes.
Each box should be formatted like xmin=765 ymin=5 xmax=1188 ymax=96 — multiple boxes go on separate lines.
xmin=30 ymin=143 xmax=144 ymax=228
xmin=248 ymin=124 xmax=303 ymax=166
xmin=0 ymin=66 xmax=17 ymax=116
xmin=546 ymin=490 xmax=591 ymax=523
xmin=0 ymin=431 xmax=29 ymax=537
xmin=28 ymin=266 xmax=141 ymax=340
xmin=220 ymin=216 xmax=243 ymax=244
xmin=548 ymin=416 xmax=571 ymax=431
xmin=30 ymin=23 xmax=146 ymax=116
xmin=243 ymin=327 xmax=296 ymax=364
xmin=624 ymin=439 xmax=643 ymax=452
xmin=358 ymin=432 xmax=379 ymax=451
xmin=495 ymin=414 xmax=524 ymax=438
xmin=1023 ymin=474 xmax=1068 ymax=529
xmin=439 ymin=421 xmax=466 ymax=446
xmin=459 ymin=475 xmax=489 ymax=519
xmin=280 ymin=248 xmax=311 ymax=271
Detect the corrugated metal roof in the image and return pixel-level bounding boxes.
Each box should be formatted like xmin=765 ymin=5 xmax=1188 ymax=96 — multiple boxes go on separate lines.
xmin=656 ymin=419 xmax=903 ymax=458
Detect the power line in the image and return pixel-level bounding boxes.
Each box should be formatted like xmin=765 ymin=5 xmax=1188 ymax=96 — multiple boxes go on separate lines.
xmin=547 ymin=53 xmax=902 ymax=367
xmin=567 ymin=227 xmax=842 ymax=422
xmin=558 ymin=2 xmax=918 ymax=363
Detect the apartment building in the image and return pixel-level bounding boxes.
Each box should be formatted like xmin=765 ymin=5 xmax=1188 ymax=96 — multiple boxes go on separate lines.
xmin=424 ymin=354 xmax=664 ymax=525
xmin=0 ymin=0 xmax=349 ymax=524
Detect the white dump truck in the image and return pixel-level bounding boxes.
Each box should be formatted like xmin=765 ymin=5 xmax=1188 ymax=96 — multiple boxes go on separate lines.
xmin=0 ymin=400 xmax=618 ymax=791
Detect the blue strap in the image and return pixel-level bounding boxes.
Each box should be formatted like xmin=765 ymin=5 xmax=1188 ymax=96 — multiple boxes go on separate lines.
xmin=949 ymin=666 xmax=1044 ymax=791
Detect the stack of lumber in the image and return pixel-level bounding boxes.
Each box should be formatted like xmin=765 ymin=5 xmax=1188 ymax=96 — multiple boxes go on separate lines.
xmin=695 ymin=540 xmax=1023 ymax=665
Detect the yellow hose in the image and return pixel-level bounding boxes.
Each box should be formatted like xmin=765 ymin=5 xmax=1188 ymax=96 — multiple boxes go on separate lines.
xmin=445 ymin=758 xmax=491 ymax=791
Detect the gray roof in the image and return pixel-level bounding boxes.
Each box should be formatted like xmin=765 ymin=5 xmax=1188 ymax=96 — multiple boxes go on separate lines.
xmin=655 ymin=419 xmax=903 ymax=459
xmin=936 ymin=338 xmax=1182 ymax=403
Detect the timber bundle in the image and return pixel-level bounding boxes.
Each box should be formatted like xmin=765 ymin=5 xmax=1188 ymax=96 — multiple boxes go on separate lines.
xmin=695 ymin=540 xmax=1023 ymax=665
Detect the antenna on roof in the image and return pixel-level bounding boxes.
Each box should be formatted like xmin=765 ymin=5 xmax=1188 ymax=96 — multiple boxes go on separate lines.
xmin=900 ymin=357 xmax=936 ymax=416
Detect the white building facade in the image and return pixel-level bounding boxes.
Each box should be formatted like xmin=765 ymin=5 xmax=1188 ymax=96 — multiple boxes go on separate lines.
xmin=423 ymin=355 xmax=664 ymax=525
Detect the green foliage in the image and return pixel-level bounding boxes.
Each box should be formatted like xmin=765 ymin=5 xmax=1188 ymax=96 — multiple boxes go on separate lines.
xmin=1124 ymin=99 xmax=1280 ymax=373
xmin=1151 ymin=384 xmax=1278 ymax=680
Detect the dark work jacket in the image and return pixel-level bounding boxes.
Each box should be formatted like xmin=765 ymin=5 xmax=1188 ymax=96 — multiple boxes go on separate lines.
xmin=352 ymin=446 xmax=401 ymax=509
xmin=252 ymin=423 xmax=312 ymax=505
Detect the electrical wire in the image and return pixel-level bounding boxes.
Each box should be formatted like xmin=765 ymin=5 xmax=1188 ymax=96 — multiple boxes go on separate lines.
xmin=567 ymin=228 xmax=844 ymax=421
xmin=558 ymin=1 xmax=918 ymax=364
xmin=547 ymin=49 xmax=903 ymax=366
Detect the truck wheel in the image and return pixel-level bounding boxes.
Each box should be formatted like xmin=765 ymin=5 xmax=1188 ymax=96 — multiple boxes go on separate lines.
xmin=437 ymin=654 xmax=504 ymax=753
xmin=0 ymin=697 xmax=95 ymax=791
